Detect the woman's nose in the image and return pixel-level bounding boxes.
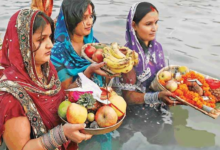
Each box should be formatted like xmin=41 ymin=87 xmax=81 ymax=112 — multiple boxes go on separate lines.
xmin=46 ymin=38 xmax=53 ymax=49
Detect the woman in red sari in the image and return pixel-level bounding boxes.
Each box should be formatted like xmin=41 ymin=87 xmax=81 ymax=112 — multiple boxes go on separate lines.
xmin=0 ymin=9 xmax=92 ymax=150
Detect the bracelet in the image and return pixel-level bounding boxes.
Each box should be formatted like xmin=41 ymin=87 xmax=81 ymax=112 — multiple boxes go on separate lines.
xmin=40 ymin=125 xmax=68 ymax=150
xmin=144 ymin=92 xmax=161 ymax=106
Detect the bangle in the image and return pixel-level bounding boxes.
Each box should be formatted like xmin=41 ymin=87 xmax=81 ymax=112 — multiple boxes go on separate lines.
xmin=40 ymin=125 xmax=68 ymax=150
xmin=144 ymin=92 xmax=161 ymax=106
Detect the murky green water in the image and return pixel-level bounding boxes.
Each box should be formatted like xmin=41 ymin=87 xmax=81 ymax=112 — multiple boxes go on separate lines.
xmin=0 ymin=0 xmax=220 ymax=150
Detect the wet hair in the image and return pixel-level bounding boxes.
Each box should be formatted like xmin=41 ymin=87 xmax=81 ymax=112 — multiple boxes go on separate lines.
xmin=33 ymin=11 xmax=54 ymax=52
xmin=133 ymin=2 xmax=158 ymax=49
xmin=62 ymin=0 xmax=96 ymax=35
xmin=133 ymin=2 xmax=158 ymax=25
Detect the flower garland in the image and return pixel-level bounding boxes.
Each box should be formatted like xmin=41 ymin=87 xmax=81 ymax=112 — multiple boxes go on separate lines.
xmin=159 ymin=71 xmax=216 ymax=109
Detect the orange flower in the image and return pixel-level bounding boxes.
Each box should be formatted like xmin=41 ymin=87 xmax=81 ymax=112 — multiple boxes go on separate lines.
xmin=162 ymin=70 xmax=217 ymax=109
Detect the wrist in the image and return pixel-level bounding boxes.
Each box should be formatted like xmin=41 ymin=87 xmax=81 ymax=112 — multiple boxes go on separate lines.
xmin=84 ymin=67 xmax=92 ymax=78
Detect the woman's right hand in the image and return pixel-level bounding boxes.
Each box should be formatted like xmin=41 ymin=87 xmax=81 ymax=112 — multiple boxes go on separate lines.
xmin=63 ymin=123 xmax=92 ymax=143
xmin=158 ymin=90 xmax=182 ymax=105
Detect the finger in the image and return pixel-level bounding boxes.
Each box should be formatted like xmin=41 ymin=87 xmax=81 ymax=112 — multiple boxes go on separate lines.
xmin=96 ymin=62 xmax=105 ymax=68
xmin=71 ymin=124 xmax=85 ymax=131
xmin=96 ymin=70 xmax=108 ymax=77
xmin=163 ymin=97 xmax=174 ymax=104
xmin=86 ymin=134 xmax=92 ymax=140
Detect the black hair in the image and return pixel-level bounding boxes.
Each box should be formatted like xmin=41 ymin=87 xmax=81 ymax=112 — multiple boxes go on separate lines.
xmin=33 ymin=11 xmax=54 ymax=52
xmin=133 ymin=2 xmax=158 ymax=25
xmin=133 ymin=2 xmax=158 ymax=50
xmin=62 ymin=0 xmax=96 ymax=35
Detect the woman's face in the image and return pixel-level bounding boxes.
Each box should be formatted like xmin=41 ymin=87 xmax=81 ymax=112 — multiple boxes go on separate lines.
xmin=74 ymin=4 xmax=94 ymax=37
xmin=132 ymin=11 xmax=159 ymax=43
xmin=32 ymin=23 xmax=53 ymax=65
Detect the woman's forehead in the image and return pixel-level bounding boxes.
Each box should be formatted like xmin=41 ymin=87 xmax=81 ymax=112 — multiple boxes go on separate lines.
xmin=84 ymin=5 xmax=93 ymax=15
xmin=142 ymin=11 xmax=159 ymax=21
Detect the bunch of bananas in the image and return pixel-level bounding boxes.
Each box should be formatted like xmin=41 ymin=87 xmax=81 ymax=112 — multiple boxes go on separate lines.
xmin=103 ymin=42 xmax=139 ymax=74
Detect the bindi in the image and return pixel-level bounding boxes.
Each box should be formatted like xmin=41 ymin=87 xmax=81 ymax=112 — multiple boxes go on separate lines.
xmin=87 ymin=5 xmax=92 ymax=15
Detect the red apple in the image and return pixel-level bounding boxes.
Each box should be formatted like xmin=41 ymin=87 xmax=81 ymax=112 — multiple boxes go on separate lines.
xmin=95 ymin=106 xmax=118 ymax=128
xmin=85 ymin=45 xmax=96 ymax=58
xmin=92 ymin=49 xmax=103 ymax=63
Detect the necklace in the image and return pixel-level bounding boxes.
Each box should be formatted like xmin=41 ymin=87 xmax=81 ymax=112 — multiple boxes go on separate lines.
xmin=37 ymin=72 xmax=46 ymax=84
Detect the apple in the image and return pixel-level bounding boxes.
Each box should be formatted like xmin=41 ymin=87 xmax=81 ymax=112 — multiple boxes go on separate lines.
xmin=158 ymin=71 xmax=172 ymax=81
xmin=92 ymin=49 xmax=103 ymax=63
xmin=109 ymin=95 xmax=127 ymax=119
xmin=85 ymin=45 xmax=96 ymax=58
xmin=58 ymin=101 xmax=71 ymax=120
xmin=87 ymin=112 xmax=95 ymax=122
xmin=178 ymin=66 xmax=189 ymax=75
xmin=165 ymin=80 xmax=178 ymax=92
xmin=66 ymin=103 xmax=87 ymax=124
xmin=95 ymin=106 xmax=118 ymax=128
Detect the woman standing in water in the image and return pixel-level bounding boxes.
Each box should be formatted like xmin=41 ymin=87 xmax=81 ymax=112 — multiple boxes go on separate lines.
xmin=0 ymin=9 xmax=92 ymax=150
xmin=51 ymin=0 xmax=108 ymax=90
xmin=51 ymin=0 xmax=112 ymax=149
xmin=114 ymin=2 xmax=180 ymax=106
xmin=114 ymin=2 xmax=180 ymax=146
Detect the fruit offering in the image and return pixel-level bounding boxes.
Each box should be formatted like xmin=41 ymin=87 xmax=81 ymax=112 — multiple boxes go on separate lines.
xmin=155 ymin=65 xmax=220 ymax=118
xmin=83 ymin=43 xmax=139 ymax=74
xmin=58 ymin=88 xmax=127 ymax=133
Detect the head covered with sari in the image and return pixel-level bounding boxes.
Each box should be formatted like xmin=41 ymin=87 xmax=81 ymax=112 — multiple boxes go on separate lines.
xmin=0 ymin=9 xmax=66 ymax=140
xmin=125 ymin=2 xmax=166 ymax=91
xmin=51 ymin=0 xmax=102 ymax=84
xmin=31 ymin=0 xmax=53 ymax=17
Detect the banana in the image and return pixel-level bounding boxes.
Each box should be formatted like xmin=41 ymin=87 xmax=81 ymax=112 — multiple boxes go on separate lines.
xmin=110 ymin=43 xmax=126 ymax=59
xmin=109 ymin=60 xmax=134 ymax=74
xmin=103 ymin=57 xmax=131 ymax=69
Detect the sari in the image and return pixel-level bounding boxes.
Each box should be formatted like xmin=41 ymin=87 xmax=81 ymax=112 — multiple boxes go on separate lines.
xmin=51 ymin=7 xmax=103 ymax=86
xmin=31 ymin=0 xmax=53 ymax=17
xmin=0 ymin=9 xmax=76 ymax=149
xmin=51 ymin=6 xmax=111 ymax=150
xmin=113 ymin=2 xmax=166 ymax=93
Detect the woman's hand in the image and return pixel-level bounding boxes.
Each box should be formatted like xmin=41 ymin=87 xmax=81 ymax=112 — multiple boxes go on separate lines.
xmin=84 ymin=62 xmax=109 ymax=78
xmin=63 ymin=123 xmax=92 ymax=143
xmin=158 ymin=90 xmax=182 ymax=105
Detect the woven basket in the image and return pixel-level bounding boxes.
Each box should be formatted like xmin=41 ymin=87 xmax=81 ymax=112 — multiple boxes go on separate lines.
xmin=59 ymin=114 xmax=126 ymax=135
xmin=81 ymin=43 xmax=115 ymax=75
xmin=150 ymin=65 xmax=220 ymax=119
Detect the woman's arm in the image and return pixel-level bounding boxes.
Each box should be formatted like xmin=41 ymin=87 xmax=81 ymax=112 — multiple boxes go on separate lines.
xmin=3 ymin=116 xmax=45 ymax=150
xmin=3 ymin=117 xmax=92 ymax=150
xmin=121 ymin=69 xmax=180 ymax=105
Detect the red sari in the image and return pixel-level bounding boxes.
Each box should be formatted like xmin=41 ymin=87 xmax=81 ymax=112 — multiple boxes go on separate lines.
xmin=0 ymin=9 xmax=77 ymax=150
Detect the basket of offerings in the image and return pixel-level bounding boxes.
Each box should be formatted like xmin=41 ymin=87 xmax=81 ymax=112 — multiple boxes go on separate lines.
xmin=150 ymin=65 xmax=220 ymax=119
xmin=58 ymin=82 xmax=127 ymax=135
xmin=81 ymin=42 xmax=139 ymax=75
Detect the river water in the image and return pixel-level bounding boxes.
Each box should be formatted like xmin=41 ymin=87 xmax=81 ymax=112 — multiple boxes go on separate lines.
xmin=0 ymin=0 xmax=220 ymax=150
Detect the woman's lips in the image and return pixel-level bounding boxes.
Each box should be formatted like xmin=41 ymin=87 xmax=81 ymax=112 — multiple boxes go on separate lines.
xmin=45 ymin=51 xmax=51 ymax=55
xmin=85 ymin=27 xmax=91 ymax=31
